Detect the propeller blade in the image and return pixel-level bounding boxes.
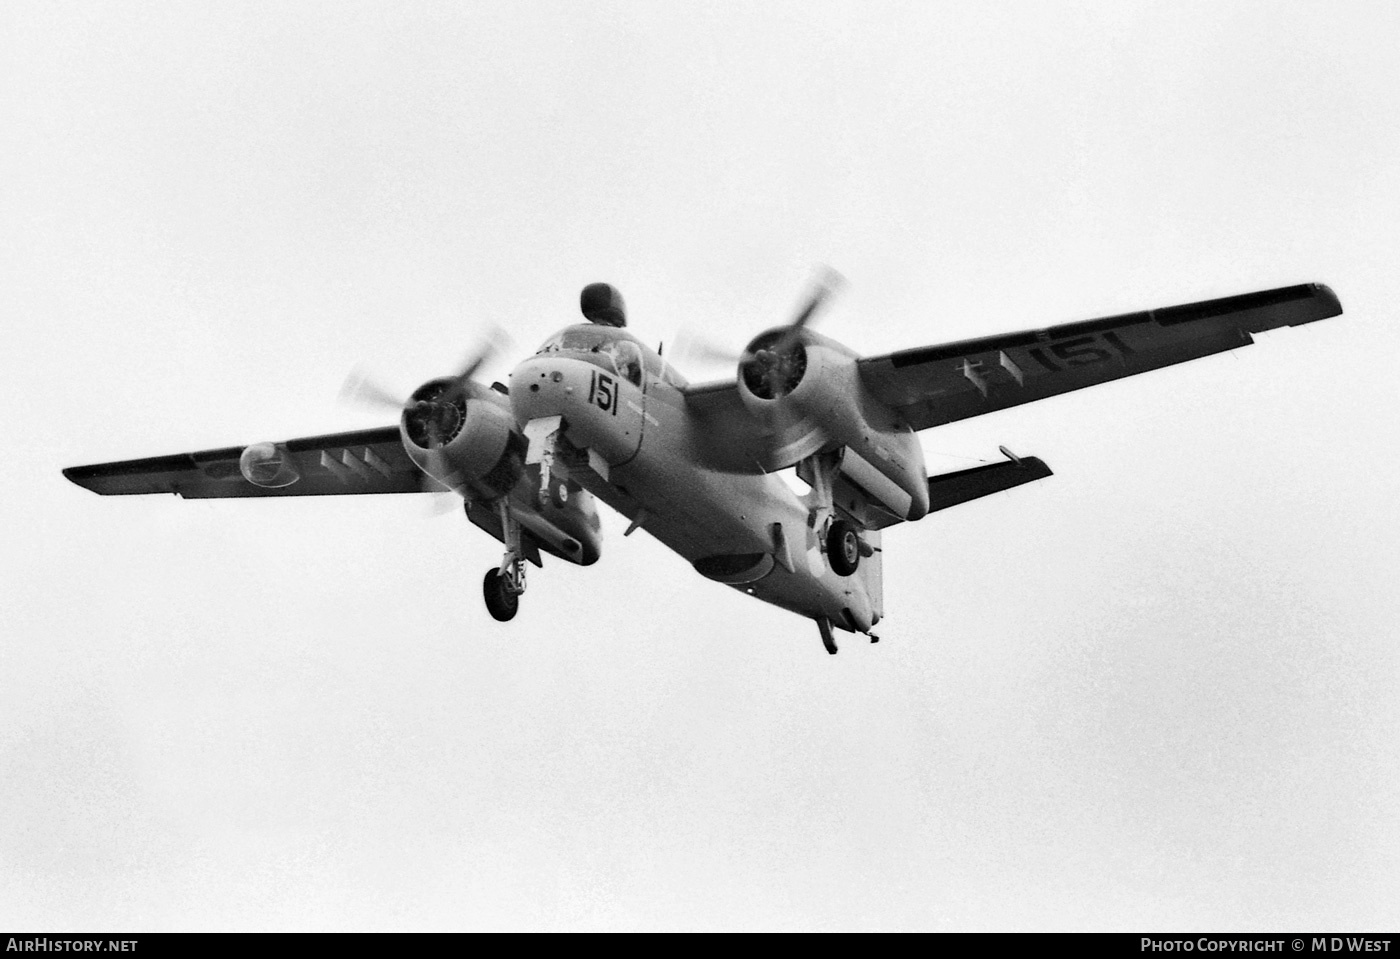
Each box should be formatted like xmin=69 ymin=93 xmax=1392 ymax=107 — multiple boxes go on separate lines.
xmin=419 ymin=467 xmax=464 ymax=514
xmin=755 ymin=393 xmax=828 ymax=458
xmin=425 ymin=488 xmax=463 ymax=515
xmin=339 ymin=367 xmax=407 ymax=412
xmin=675 ymin=268 xmax=848 ymax=380
xmin=425 ymin=409 xmax=444 ymax=449
xmin=772 ymin=266 xmax=845 ymax=355
xmin=672 ymin=326 xmax=745 ymax=367
xmin=761 ymin=351 xmax=786 ymax=398
xmin=446 ymin=324 xmax=513 ymax=394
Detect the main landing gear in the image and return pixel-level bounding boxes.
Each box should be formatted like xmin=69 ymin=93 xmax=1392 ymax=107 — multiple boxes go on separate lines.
xmin=483 ymin=499 xmax=527 ymax=622
xmin=799 ymin=450 xmax=871 ymax=578
xmin=826 ymin=519 xmax=861 ymax=576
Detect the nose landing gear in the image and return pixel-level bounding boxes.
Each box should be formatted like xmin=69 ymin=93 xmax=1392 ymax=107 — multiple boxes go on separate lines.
xmin=483 ymin=498 xmax=528 ymax=622
xmin=483 ymin=567 xmax=520 ymax=621
xmin=523 ymin=415 xmax=568 ymax=511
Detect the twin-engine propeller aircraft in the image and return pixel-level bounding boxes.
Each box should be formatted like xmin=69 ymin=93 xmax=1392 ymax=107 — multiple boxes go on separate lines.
xmin=65 ymin=278 xmax=1341 ymax=653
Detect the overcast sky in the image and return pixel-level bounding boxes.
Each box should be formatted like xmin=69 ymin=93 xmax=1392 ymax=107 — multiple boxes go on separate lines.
xmin=3 ymin=0 xmax=1397 ymax=931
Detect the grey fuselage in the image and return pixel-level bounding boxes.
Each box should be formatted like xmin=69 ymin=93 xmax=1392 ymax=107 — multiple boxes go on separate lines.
xmin=508 ymin=324 xmax=883 ymax=632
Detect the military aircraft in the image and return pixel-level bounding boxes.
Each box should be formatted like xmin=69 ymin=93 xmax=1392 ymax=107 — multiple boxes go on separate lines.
xmin=64 ymin=278 xmax=1341 ymax=653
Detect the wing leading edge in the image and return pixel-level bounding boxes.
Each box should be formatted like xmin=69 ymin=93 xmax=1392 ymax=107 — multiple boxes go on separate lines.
xmin=857 ymin=283 xmax=1341 ymax=431
xmin=63 ymin=426 xmax=426 ymax=498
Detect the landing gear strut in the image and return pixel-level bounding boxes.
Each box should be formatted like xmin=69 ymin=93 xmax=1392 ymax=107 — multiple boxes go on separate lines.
xmin=799 ymin=449 xmax=842 ymax=538
xmin=799 ymin=449 xmax=869 ymax=578
xmin=484 ymin=498 xmax=527 ymax=622
xmin=524 ymin=415 xmax=569 ymax=510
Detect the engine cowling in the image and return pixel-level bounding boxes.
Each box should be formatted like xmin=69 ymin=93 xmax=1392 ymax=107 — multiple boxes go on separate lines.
xmin=736 ymin=329 xmax=832 ymax=466
xmin=737 ymin=329 xmax=930 ymax=521
xmin=399 ymin=379 xmax=525 ymax=500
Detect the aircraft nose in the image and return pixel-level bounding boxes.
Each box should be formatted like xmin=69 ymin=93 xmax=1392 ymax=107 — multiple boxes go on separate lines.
xmin=509 ymin=357 xmax=579 ymax=423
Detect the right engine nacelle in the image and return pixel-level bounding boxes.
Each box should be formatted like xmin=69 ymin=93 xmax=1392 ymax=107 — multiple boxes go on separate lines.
xmin=737 ymin=328 xmax=930 ymax=521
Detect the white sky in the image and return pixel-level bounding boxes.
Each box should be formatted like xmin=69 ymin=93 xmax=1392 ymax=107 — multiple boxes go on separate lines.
xmin=3 ymin=0 xmax=1397 ymax=931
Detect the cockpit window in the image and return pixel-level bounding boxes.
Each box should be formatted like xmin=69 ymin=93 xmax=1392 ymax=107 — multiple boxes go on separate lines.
xmin=534 ymin=325 xmax=688 ymax=389
xmin=613 ymin=340 xmax=643 ymax=386
xmin=535 ymin=326 xmax=626 ymax=355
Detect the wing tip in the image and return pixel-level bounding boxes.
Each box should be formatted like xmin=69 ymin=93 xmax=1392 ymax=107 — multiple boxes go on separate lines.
xmin=1020 ymin=455 xmax=1054 ymax=479
xmin=62 ymin=464 xmax=131 ymax=495
xmin=62 ymin=465 xmax=101 ymax=493
xmin=1308 ymin=282 xmax=1343 ymax=321
xmin=62 ymin=460 xmax=185 ymax=496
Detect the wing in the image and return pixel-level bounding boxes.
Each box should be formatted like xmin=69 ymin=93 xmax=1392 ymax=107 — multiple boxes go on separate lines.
xmin=857 ymin=283 xmax=1341 ymax=431
xmin=63 ymin=426 xmax=427 ymax=498
xmin=676 ymin=379 xmax=776 ymax=471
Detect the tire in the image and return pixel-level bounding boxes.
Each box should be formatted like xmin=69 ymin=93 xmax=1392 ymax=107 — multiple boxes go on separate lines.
xmin=483 ymin=569 xmax=519 ymax=622
xmin=826 ymin=520 xmax=861 ymax=576
xmin=549 ymin=478 xmax=569 ymax=509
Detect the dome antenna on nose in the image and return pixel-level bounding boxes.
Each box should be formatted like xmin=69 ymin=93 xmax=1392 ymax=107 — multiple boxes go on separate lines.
xmin=581 ymin=282 xmax=626 ymax=327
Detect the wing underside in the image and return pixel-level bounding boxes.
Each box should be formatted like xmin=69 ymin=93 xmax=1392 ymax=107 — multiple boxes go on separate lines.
xmin=857 ymin=283 xmax=1341 ymax=431
xmin=63 ymin=426 xmax=426 ymax=498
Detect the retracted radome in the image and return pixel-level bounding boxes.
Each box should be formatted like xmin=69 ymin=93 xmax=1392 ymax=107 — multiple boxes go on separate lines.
xmin=580 ymin=282 xmax=627 ymax=327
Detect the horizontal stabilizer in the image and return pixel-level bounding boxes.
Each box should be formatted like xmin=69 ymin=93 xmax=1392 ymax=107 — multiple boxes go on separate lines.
xmin=927 ymin=455 xmax=1053 ymax=513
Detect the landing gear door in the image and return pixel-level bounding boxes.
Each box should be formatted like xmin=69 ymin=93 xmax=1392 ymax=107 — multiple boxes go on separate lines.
xmin=859 ymin=528 xmax=883 ymax=625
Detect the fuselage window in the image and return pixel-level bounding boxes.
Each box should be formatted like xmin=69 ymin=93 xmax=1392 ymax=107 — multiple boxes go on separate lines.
xmin=614 ymin=341 xmax=643 ymax=387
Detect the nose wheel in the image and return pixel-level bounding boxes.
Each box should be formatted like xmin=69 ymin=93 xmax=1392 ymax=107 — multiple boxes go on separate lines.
xmin=483 ymin=498 xmax=528 ymax=622
xmin=483 ymin=568 xmax=520 ymax=621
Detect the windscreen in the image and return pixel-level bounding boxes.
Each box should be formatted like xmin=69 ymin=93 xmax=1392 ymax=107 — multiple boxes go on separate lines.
xmin=535 ymin=325 xmax=686 ymax=388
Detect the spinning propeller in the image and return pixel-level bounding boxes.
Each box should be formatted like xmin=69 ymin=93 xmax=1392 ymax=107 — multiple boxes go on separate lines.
xmin=339 ymin=327 xmax=511 ymax=502
xmin=340 ymin=327 xmax=509 ymax=448
xmin=675 ymin=267 xmax=844 ymax=399
xmin=752 ymin=266 xmax=845 ymax=362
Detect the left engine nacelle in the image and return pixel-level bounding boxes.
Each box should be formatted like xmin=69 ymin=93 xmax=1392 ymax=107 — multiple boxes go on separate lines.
xmin=240 ymin=442 xmax=300 ymax=488
xmin=400 ymin=379 xmax=526 ymax=500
